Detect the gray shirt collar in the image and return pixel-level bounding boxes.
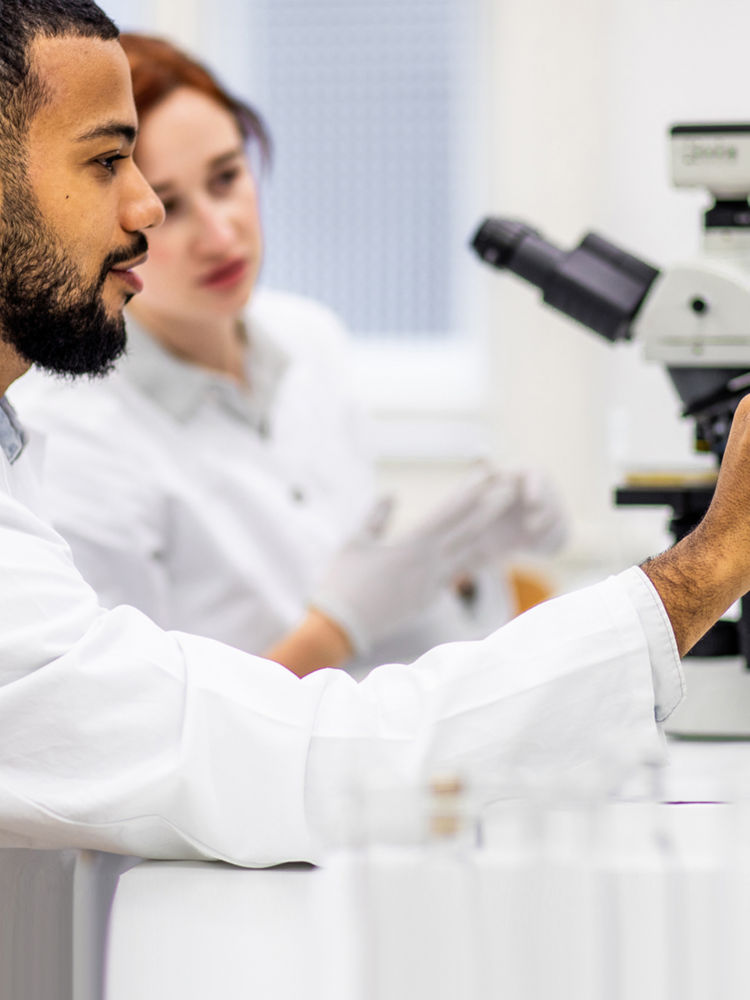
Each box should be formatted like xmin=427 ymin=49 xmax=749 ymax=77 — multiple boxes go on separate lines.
xmin=0 ymin=396 xmax=27 ymax=464
xmin=119 ymin=313 xmax=290 ymax=433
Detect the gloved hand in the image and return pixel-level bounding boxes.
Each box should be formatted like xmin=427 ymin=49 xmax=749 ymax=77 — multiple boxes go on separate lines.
xmin=311 ymin=468 xmax=568 ymax=654
xmin=505 ymin=468 xmax=568 ymax=556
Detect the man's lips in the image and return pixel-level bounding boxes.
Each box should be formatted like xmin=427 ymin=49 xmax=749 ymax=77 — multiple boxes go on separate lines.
xmin=199 ymin=258 xmax=249 ymax=290
xmin=109 ymin=253 xmax=148 ymax=294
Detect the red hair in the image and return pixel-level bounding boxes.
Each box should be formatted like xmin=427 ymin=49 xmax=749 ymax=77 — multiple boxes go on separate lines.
xmin=120 ymin=33 xmax=271 ymax=163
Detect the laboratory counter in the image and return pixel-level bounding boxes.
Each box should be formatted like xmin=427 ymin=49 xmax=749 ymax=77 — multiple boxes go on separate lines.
xmin=4 ymin=738 xmax=750 ymax=1000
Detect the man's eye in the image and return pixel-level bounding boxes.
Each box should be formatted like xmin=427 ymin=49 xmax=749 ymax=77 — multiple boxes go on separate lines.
xmin=96 ymin=153 xmax=127 ymax=174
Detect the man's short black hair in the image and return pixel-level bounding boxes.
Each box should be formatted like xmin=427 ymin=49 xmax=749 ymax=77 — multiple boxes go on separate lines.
xmin=0 ymin=0 xmax=119 ymax=168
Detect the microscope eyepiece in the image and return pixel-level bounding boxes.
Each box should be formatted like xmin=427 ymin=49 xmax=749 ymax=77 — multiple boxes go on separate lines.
xmin=471 ymin=216 xmax=660 ymax=342
xmin=471 ymin=218 xmax=539 ymax=268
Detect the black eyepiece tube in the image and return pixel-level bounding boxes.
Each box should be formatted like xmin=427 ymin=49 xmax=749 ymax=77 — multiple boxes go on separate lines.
xmin=471 ymin=217 xmax=661 ymax=343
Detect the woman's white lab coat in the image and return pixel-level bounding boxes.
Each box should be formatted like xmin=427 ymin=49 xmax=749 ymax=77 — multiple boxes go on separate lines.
xmin=14 ymin=289 xmax=514 ymax=665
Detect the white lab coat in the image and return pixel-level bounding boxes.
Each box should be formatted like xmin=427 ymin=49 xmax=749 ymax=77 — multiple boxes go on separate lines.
xmin=12 ymin=290 xmax=375 ymax=651
xmin=13 ymin=289 xmax=513 ymax=665
xmin=0 ymin=401 xmax=682 ymax=866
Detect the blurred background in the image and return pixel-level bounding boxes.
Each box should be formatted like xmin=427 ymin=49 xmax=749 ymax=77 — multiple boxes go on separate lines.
xmin=101 ymin=0 xmax=748 ymax=592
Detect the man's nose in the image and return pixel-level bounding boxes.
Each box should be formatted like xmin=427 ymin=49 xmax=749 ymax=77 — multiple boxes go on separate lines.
xmin=121 ymin=164 xmax=165 ymax=233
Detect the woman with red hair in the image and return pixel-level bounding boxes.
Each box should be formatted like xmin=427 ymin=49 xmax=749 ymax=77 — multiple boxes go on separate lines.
xmin=17 ymin=33 xmax=567 ymax=676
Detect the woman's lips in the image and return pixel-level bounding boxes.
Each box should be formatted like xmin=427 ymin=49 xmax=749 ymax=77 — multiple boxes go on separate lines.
xmin=199 ymin=258 xmax=249 ymax=291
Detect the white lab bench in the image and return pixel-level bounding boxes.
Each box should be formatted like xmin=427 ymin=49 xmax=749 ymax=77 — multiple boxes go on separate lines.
xmin=105 ymin=861 xmax=324 ymax=1000
xmin=4 ymin=739 xmax=750 ymax=1000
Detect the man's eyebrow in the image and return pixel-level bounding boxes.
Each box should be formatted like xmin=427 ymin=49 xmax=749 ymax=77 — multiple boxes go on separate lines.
xmin=74 ymin=122 xmax=137 ymax=145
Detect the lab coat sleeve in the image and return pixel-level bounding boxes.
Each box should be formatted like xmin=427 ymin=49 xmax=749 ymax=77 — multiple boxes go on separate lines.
xmin=0 ymin=484 xmax=680 ymax=867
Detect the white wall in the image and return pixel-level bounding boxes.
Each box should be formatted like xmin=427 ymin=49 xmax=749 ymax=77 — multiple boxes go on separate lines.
xmin=482 ymin=0 xmax=617 ymax=582
xmin=481 ymin=0 xmax=747 ymax=582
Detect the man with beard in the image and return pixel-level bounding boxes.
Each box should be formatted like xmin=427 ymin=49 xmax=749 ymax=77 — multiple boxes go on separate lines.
xmin=0 ymin=0 xmax=749 ymax=867
xmin=0 ymin=6 xmax=156 ymax=379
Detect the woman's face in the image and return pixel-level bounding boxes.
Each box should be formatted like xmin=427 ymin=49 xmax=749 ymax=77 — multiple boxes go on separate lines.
xmin=128 ymin=87 xmax=262 ymax=331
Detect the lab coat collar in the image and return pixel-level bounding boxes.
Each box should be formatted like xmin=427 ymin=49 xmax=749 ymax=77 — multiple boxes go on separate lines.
xmin=120 ymin=311 xmax=290 ymax=432
xmin=0 ymin=396 xmax=27 ymax=464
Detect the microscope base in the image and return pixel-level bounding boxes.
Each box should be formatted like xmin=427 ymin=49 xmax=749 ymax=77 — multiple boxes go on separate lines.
xmin=664 ymin=656 xmax=750 ymax=740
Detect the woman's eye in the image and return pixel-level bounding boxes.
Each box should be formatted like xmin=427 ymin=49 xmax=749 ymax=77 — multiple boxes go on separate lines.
xmin=160 ymin=197 xmax=179 ymax=217
xmin=211 ymin=167 xmax=240 ymax=192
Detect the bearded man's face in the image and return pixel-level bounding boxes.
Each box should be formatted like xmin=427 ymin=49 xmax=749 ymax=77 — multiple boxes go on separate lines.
xmin=0 ymin=35 xmax=163 ymax=377
xmin=0 ymin=174 xmax=140 ymax=376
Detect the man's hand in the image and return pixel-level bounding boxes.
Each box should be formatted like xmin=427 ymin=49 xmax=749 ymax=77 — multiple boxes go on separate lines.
xmin=643 ymin=394 xmax=750 ymax=656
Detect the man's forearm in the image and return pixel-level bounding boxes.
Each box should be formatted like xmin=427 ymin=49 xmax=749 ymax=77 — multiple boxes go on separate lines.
xmin=641 ymin=395 xmax=750 ymax=658
xmin=641 ymin=526 xmax=739 ymax=658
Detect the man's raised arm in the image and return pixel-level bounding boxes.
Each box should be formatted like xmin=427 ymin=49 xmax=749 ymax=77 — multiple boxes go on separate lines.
xmin=642 ymin=394 xmax=750 ymax=658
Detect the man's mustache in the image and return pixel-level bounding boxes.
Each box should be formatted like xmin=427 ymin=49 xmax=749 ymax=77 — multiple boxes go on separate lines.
xmin=98 ymin=232 xmax=149 ymax=285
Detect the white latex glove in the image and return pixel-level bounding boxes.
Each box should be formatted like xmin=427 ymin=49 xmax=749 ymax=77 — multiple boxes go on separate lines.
xmin=312 ymin=469 xmax=566 ymax=654
xmin=511 ymin=469 xmax=569 ymax=555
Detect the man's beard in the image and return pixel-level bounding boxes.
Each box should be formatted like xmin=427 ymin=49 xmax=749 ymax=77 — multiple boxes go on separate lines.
xmin=0 ymin=179 xmax=147 ymax=379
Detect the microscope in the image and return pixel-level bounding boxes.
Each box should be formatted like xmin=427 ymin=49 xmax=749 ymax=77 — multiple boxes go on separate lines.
xmin=472 ymin=123 xmax=750 ymax=738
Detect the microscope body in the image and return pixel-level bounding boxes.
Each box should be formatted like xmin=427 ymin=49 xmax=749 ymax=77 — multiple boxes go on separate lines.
xmin=638 ymin=258 xmax=750 ymax=368
xmin=472 ymin=123 xmax=750 ymax=737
